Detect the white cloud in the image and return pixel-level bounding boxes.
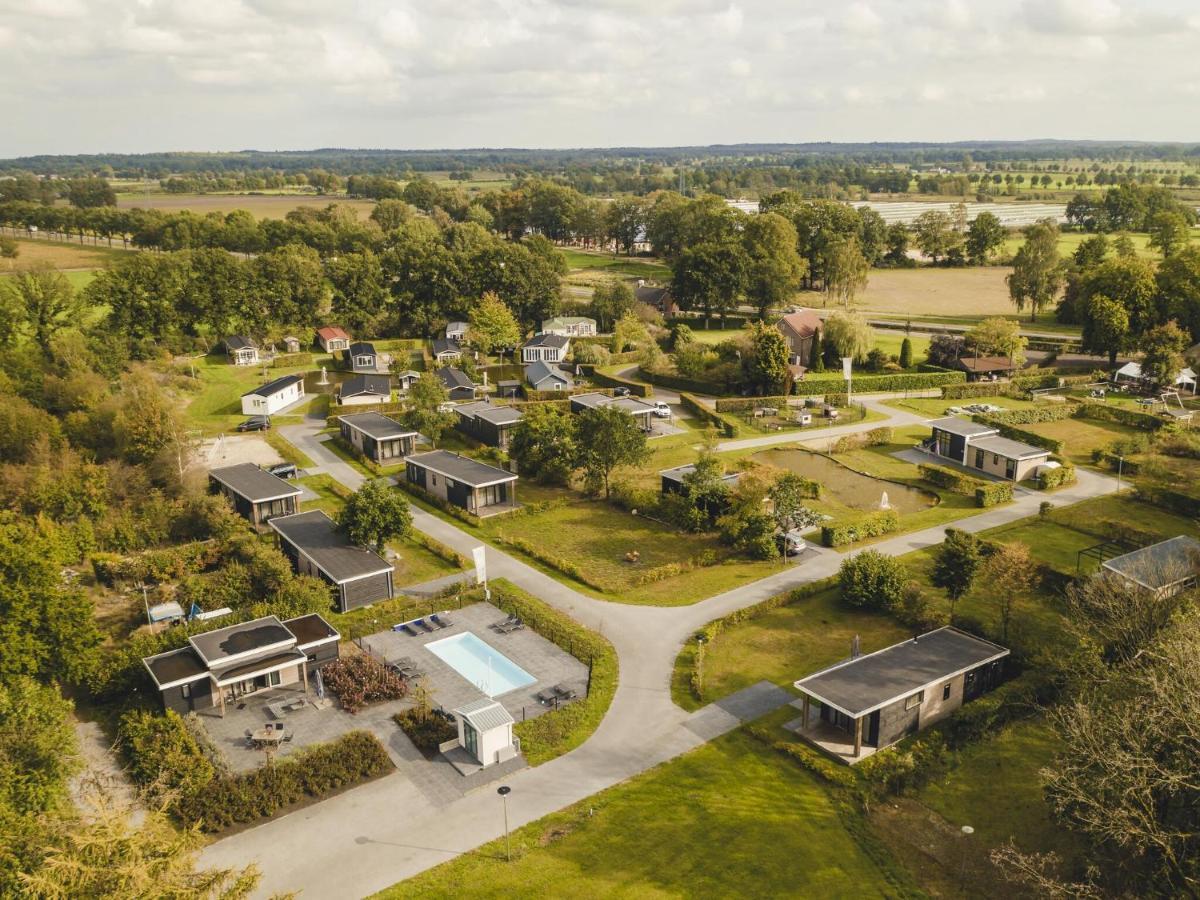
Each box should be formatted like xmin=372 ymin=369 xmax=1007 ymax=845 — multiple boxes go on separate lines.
xmin=728 ymin=57 xmax=751 ymax=77
xmin=835 ymin=2 xmax=884 ymax=36
xmin=1022 ymin=0 xmax=1122 ymax=35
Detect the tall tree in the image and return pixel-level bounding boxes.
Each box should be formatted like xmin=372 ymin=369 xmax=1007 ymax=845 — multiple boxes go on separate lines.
xmin=403 ymin=373 xmax=455 ymax=448
xmin=1147 ymin=210 xmax=1192 ymax=258
xmin=913 ymin=210 xmax=959 ymax=264
xmin=339 ymin=479 xmax=412 ymax=554
xmin=508 ymin=404 xmax=578 ymax=485
xmin=823 ymin=236 xmax=870 ymax=308
xmin=604 ymin=197 xmax=646 ymax=256
xmin=823 ymin=310 xmax=874 ymax=364
xmin=964 ymin=317 xmax=1027 ymax=366
xmin=589 ymin=278 xmax=635 ymax=333
xmin=1139 ymin=320 xmax=1189 ymax=390
xmin=467 ymin=291 xmax=521 ymax=358
xmin=932 ymin=528 xmax=981 ymax=620
xmin=0 ymin=265 xmax=84 ymax=358
xmin=964 ymin=211 xmax=1007 ymax=264
xmin=978 ymin=542 xmax=1036 ymax=643
xmin=672 ymin=239 xmax=747 ymax=328
xmin=576 ymin=405 xmax=649 ymax=498
xmin=1155 ymin=246 xmax=1200 ymax=343
xmin=742 ymin=320 xmax=791 ymax=395
xmin=1081 ymin=294 xmax=1131 ymax=367
xmin=1007 ymin=219 xmax=1064 ymax=321
xmin=741 ymin=212 xmax=805 ymax=319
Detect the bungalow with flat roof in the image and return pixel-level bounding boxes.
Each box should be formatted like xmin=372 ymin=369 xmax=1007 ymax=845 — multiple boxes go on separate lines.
xmin=777 ymin=309 xmax=823 ymax=375
xmin=926 ymin=417 xmax=1051 ymax=482
xmin=436 ymin=366 xmax=478 ymax=401
xmin=793 ymin=627 xmax=1009 ymax=763
xmin=337 ymin=373 xmax=392 ymax=406
xmin=541 ymin=316 xmax=597 ymax=337
xmin=432 ymin=337 xmax=464 ymax=363
xmin=316 ymin=326 xmax=351 ymax=353
xmin=142 ymin=613 xmax=340 ymax=716
xmin=570 ymin=391 xmax=655 ymax=432
xmin=209 ymin=463 xmax=301 ymax=527
xmin=524 ymin=360 xmax=572 ymax=391
xmin=269 ymin=510 xmax=395 ymax=612
xmin=454 ymin=401 xmax=523 ymax=449
xmin=339 ymin=412 xmax=418 ymax=463
xmin=349 ymin=341 xmax=387 ymax=374
xmin=1101 ymin=535 xmax=1200 ymax=599
xmin=445 ymin=322 xmax=469 ymax=343
xmin=225 ymin=335 xmax=259 ymax=366
xmin=660 ymin=464 xmax=741 ymax=516
xmin=241 ymin=373 xmax=305 ymax=416
xmin=405 ymin=450 xmax=518 ymax=516
xmin=521 ymin=333 xmax=571 ymax=364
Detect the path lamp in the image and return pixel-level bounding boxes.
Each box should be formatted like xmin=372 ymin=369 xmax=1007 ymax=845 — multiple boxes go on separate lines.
xmin=497 ymin=785 xmax=512 ymax=862
xmin=959 ymin=825 xmax=974 ymax=892
xmin=1116 ymin=455 xmax=1124 ymax=494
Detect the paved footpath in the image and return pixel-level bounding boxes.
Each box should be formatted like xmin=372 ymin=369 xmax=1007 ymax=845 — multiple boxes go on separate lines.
xmin=202 ymin=409 xmax=1117 ymax=898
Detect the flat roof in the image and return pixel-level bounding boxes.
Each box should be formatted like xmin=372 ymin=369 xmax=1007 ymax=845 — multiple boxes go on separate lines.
xmin=1102 ymin=535 xmax=1200 ymax=590
xmin=242 ymin=373 xmax=303 ymax=398
xmin=454 ymin=697 xmax=514 ymax=730
xmin=660 ymin=464 xmax=740 ymax=485
xmin=971 ymin=434 xmax=1051 ymax=461
xmin=794 ymin=627 xmax=1009 ymax=718
xmin=269 ymin=510 xmax=394 ymax=583
xmin=189 ymin=615 xmax=294 ymax=668
xmin=339 ymin=412 xmax=416 ymax=441
xmin=457 ymin=401 xmax=524 ymax=426
xmin=212 ymin=648 xmax=307 ymax=685
xmin=283 ymin=613 xmax=340 ymax=649
xmin=209 ymin=463 xmax=302 ymax=503
xmin=928 ymin=417 xmax=998 ymax=439
xmin=143 ymin=646 xmax=209 ymax=689
xmin=407 ymin=450 xmax=517 ymax=487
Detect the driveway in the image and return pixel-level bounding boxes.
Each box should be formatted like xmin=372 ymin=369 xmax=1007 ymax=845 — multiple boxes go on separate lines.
xmin=204 ymin=411 xmax=1118 ymax=898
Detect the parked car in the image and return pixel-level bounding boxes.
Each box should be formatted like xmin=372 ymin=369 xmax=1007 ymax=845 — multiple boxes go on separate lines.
xmin=266 ymin=462 xmax=298 ymax=479
xmin=612 ymin=386 xmax=631 ymax=397
xmin=236 ymin=416 xmax=271 ymax=432
xmin=652 ymin=401 xmax=671 ymax=418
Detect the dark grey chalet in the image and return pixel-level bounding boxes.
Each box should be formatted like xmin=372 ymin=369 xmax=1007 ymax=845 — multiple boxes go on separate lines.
xmin=269 ymin=510 xmax=395 ymax=612
xmin=142 ymin=613 xmax=340 ymax=716
xmin=209 ymin=463 xmax=301 ymax=528
xmin=405 ymin=450 xmax=518 ymax=516
xmin=453 ymin=401 xmax=524 ymax=449
xmin=793 ymin=627 xmax=1009 ymax=763
xmin=339 ymin=412 xmax=418 ymax=463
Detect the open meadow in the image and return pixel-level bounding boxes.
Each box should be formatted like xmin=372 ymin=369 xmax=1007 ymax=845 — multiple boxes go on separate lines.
xmin=115 ymin=192 xmax=378 ymax=220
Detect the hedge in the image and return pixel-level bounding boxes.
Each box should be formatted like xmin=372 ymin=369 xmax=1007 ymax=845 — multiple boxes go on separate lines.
xmin=714 ymin=395 xmax=791 ymax=412
xmin=270 ymin=351 xmax=313 ymax=368
xmin=820 ymin=508 xmax=899 ymax=547
xmin=1076 ymin=401 xmax=1167 ymax=431
xmin=488 ymin=580 xmax=617 ymax=766
xmin=978 ymin=405 xmax=1074 ymax=426
xmin=830 ymin=426 xmax=893 ymax=454
xmin=971 ymin=414 xmax=1063 ymax=452
xmin=491 ymin=533 xmax=610 ymax=592
xmin=974 ymin=481 xmax=1014 ymax=507
xmin=918 ymin=462 xmax=989 ymax=496
xmin=638 ymin=367 xmax=727 ymax=395
xmin=679 ymin=392 xmax=739 ymax=437
xmin=91 ymin=540 xmax=221 ymax=586
xmin=1134 ymin=484 xmax=1200 ymax=518
xmin=396 ymin=479 xmax=483 ymax=527
xmin=583 ymin=366 xmax=653 ymax=398
xmin=1035 ymin=457 xmax=1076 ymax=490
xmin=798 ymin=370 xmax=965 ymax=393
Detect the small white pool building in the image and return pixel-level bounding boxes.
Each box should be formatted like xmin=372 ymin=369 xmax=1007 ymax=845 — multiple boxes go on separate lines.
xmin=453 ymin=697 xmax=517 ymax=768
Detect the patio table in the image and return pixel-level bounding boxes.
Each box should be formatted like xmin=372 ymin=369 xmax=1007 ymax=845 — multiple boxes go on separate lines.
xmin=251 ymin=728 xmax=284 ymax=748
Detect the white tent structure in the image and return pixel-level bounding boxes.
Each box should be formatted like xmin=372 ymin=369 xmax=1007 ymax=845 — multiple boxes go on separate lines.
xmin=1113 ymin=361 xmax=1197 ymax=394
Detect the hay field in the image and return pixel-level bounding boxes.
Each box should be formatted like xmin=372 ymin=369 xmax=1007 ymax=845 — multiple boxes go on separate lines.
xmin=115 ymin=193 xmax=377 ymax=221
xmin=849 ymin=266 xmax=1016 ymax=317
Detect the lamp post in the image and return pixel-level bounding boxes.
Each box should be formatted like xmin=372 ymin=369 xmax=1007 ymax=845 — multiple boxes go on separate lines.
xmin=959 ymin=824 xmax=974 ymax=893
xmin=497 ymin=785 xmax=512 ymax=862
xmin=1116 ymin=455 xmax=1124 ymax=494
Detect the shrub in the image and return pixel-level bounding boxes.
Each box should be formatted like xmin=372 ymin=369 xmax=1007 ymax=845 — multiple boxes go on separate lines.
xmin=974 ymin=481 xmax=1014 ymax=507
xmin=1035 ymin=457 xmax=1076 ymax=490
xmin=839 ymin=550 xmax=904 ymax=611
xmin=917 ymin=462 xmax=986 ymax=496
xmin=820 ymin=508 xmax=899 ymax=547
xmin=799 ymin=370 xmax=965 ymax=393
xmin=971 ymin=414 xmax=1062 ymax=452
xmin=270 ymin=351 xmax=313 ymax=368
xmin=1076 ymin=400 xmax=1167 ymax=431
xmin=322 ymin=654 xmax=408 ymax=714
xmin=831 ymin=426 xmax=893 ymax=453
xmin=394 ymin=708 xmax=457 ymax=755
xmin=118 ymin=709 xmax=216 ymax=803
xmin=396 ymin=478 xmax=483 ymax=527
xmin=679 ymin=392 xmax=739 ymax=437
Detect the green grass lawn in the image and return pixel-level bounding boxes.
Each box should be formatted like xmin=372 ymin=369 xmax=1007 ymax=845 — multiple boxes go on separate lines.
xmin=884 ymin=395 xmax=1040 ymax=419
xmin=870 ymin=331 xmax=931 ymax=364
xmin=869 ymin=312 xmax=1082 ymax=336
xmin=180 ymin=352 xmax=333 ymax=434
xmin=559 ymin=249 xmax=671 ymax=281
xmin=1022 ymin=416 xmax=1143 ymax=465
xmin=375 ymin=729 xmax=908 ymax=900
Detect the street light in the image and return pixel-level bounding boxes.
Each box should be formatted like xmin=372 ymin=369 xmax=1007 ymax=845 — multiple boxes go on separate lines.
xmin=1116 ymin=455 xmax=1124 ymax=494
xmin=959 ymin=825 xmax=974 ymax=892
xmin=497 ymin=785 xmax=512 ymax=862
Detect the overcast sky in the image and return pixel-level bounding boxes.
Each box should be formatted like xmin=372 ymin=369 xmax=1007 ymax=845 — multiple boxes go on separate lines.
xmin=0 ymin=0 xmax=1196 ymax=157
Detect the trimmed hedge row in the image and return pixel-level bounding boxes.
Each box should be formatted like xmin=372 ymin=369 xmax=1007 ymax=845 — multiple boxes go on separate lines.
xmin=1134 ymin=484 xmax=1200 ymax=518
xmin=979 ymin=405 xmax=1074 ymax=425
xmin=830 ymin=427 xmax=894 ymax=454
xmin=679 ymin=392 xmax=739 ymax=437
xmin=941 ymin=382 xmax=1027 ymax=400
xmin=917 ymin=462 xmax=989 ymax=496
xmin=270 ymin=351 xmax=313 ymax=368
xmin=971 ymin=414 xmax=1063 ymax=452
xmin=638 ymin=367 xmax=728 ymax=395
xmin=488 ymin=580 xmax=618 ymax=766
xmin=799 ymin=370 xmax=965 ymax=393
xmin=1076 ymin=400 xmax=1167 ymax=431
xmin=820 ymin=508 xmax=899 ymax=547
xmin=1036 ymin=457 xmax=1077 ymax=490
xmin=714 ymin=395 xmax=791 ymax=412
xmin=584 ymin=367 xmax=652 ymax=398
xmin=396 ymin=479 xmax=483 ymax=528
xmin=975 ymin=480 xmax=1014 ymax=507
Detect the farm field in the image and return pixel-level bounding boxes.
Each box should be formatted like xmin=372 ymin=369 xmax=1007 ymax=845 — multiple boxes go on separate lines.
xmin=848 ymin=266 xmax=1016 ymax=318
xmin=115 ymin=192 xmax=377 ymax=220
xmin=559 ymin=248 xmax=672 ymax=281
xmin=1003 ymin=228 xmax=1189 ymax=260
xmin=376 ymin=729 xmax=906 ymax=900
xmin=0 ymin=236 xmax=129 ymax=271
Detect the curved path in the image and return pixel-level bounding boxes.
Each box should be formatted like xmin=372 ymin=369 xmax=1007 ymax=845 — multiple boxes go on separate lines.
xmin=201 ymin=404 xmax=1117 ymax=898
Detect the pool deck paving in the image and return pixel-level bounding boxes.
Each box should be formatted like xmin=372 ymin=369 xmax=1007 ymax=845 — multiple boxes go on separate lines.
xmin=203 ymin=400 xmax=1119 ymax=899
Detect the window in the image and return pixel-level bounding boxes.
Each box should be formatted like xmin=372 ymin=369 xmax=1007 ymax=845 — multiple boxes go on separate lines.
xmin=942 ymin=682 xmax=952 ymax=701
xmin=431 ymin=474 xmax=438 ymax=486
xmin=974 ymin=448 xmax=984 ymax=469
xmin=904 ymin=691 xmax=924 ymax=711
xmin=992 ymin=453 xmax=999 ymax=466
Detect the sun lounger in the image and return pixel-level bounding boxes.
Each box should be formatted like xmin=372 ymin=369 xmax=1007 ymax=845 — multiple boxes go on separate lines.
xmin=491 ymin=615 xmax=518 ymax=631
xmin=401 ymin=622 xmax=421 ymax=637
xmin=431 ymin=612 xmax=453 ymax=629
xmin=535 ymin=687 xmax=558 ymax=704
xmin=553 ymin=684 xmax=577 ymax=700
xmin=414 ymin=618 xmax=436 ymax=633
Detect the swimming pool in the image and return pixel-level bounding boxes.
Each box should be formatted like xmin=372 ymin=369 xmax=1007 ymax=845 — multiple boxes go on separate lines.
xmin=425 ymin=632 xmax=536 ymax=698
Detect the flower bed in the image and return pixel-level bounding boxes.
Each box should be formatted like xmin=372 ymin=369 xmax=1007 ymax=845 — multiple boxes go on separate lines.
xmin=322 ymin=654 xmax=408 ymax=714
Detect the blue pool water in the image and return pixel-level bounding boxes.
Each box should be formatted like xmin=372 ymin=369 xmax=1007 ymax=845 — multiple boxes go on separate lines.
xmin=425 ymin=632 xmax=536 ymax=697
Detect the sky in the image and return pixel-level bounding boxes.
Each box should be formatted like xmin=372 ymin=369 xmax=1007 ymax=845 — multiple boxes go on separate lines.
xmin=0 ymin=0 xmax=1197 ymax=157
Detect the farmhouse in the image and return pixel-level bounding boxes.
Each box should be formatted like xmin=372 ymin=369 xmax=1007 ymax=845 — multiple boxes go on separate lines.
xmin=1113 ymin=361 xmax=1197 ymax=394
xmin=240 ymin=373 xmax=305 ymax=416
xmin=1101 ymin=535 xmax=1200 ymax=599
xmin=349 ymin=341 xmax=386 ymax=374
xmin=635 ymin=281 xmax=678 ymax=316
xmin=142 ymin=613 xmax=340 ymax=716
xmin=776 ymin=309 xmax=823 ymax=373
xmin=209 ymin=463 xmax=301 ymax=527
xmin=792 ymin=627 xmax=1009 ymax=763
xmin=316 ymin=326 xmax=351 ymax=353
xmin=541 ymin=315 xmax=597 ymax=337
xmin=436 ymin=366 xmax=479 ymax=401
xmin=445 ymin=322 xmax=469 ymax=343
xmin=570 ymin=391 xmax=655 ymax=431
xmin=338 ymin=412 xmax=418 ymax=463
xmin=337 ymin=373 xmax=392 ymax=406
xmin=405 ymin=450 xmax=518 ymax=516
xmin=521 ymin=333 xmax=571 ymax=364
xmin=432 ymin=337 xmax=464 ymax=363
xmin=454 ymin=400 xmax=523 ymax=449
xmin=269 ymin=510 xmax=395 ymax=612
xmin=524 ymin=360 xmax=572 ymax=391
xmin=926 ymin=417 xmax=1051 ymax=481
xmin=224 ymin=335 xmax=259 ymax=366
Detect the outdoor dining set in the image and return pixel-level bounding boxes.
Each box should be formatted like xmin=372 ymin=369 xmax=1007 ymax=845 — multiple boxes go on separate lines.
xmin=246 ymin=722 xmax=293 ymax=749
